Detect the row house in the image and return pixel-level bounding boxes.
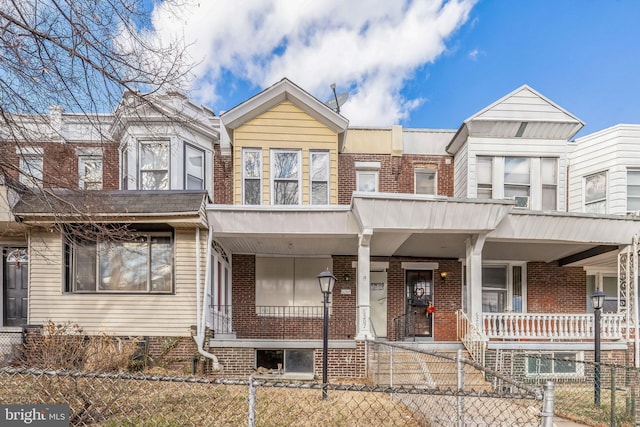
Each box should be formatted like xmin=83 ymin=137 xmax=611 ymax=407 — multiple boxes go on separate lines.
xmin=2 ymin=78 xmax=640 ymax=381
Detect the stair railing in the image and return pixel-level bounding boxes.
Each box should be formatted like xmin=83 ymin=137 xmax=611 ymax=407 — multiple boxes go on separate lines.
xmin=456 ymin=310 xmax=488 ymax=366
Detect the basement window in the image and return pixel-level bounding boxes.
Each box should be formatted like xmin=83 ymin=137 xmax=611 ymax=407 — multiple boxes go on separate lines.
xmin=256 ymin=349 xmax=314 ymax=375
xmin=525 ymin=352 xmax=584 ymax=378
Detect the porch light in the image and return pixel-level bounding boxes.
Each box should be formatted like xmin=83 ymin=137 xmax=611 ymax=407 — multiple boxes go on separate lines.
xmin=591 ymin=289 xmax=605 ymax=408
xmin=440 ymin=271 xmax=448 ymax=282
xmin=316 ymin=268 xmax=336 ymax=401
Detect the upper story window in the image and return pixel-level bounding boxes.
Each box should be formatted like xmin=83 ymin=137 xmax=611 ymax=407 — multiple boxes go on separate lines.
xmin=271 ymin=149 xmax=301 ymax=205
xmin=310 ymin=151 xmax=329 ymax=204
xmin=627 ymin=169 xmax=640 ymax=213
xmin=414 ymin=167 xmax=437 ymax=195
xmin=504 ymin=157 xmax=530 ymax=198
xmin=243 ymin=148 xmax=262 ymax=205
xmin=585 ymin=171 xmax=607 ymax=214
xmin=139 ymin=141 xmax=169 ymax=190
xmin=476 ymin=156 xmax=492 ymax=199
xmin=355 ymin=161 xmax=380 ymax=192
xmin=121 ymin=147 xmax=129 ymax=190
xmin=541 ymin=158 xmax=557 ymax=210
xmin=77 ymin=148 xmax=103 ymax=190
xmin=18 ymin=147 xmax=44 ymax=188
xmin=184 ymin=144 xmax=205 ymax=190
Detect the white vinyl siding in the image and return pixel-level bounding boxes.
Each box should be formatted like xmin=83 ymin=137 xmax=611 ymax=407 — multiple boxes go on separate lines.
xmin=28 ymin=229 xmax=203 ymax=336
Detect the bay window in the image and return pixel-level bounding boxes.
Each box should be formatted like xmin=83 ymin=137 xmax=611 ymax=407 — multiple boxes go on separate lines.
xmin=67 ymin=231 xmax=173 ymax=293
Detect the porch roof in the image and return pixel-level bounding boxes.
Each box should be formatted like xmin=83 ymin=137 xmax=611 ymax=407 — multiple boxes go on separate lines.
xmin=207 ymin=195 xmax=640 ymax=267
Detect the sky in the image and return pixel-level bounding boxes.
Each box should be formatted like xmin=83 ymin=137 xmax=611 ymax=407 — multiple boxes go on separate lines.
xmin=150 ymin=0 xmax=640 ymax=138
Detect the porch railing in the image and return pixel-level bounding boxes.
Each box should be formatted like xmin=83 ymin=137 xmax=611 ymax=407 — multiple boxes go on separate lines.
xmin=456 ymin=310 xmax=488 ymax=364
xmin=481 ymin=312 xmax=625 ymax=340
xmin=210 ymin=305 xmax=354 ymax=340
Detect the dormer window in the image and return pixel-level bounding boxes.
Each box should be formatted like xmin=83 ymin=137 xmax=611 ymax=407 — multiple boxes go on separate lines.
xmin=139 ymin=141 xmax=169 ymax=190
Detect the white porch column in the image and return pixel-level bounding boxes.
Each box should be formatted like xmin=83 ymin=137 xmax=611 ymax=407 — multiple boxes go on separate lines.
xmin=466 ymin=234 xmax=486 ymax=329
xmin=356 ymin=229 xmax=373 ymax=339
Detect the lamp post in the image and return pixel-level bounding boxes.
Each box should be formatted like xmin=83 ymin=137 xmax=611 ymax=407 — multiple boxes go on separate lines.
xmin=317 ymin=269 xmax=336 ymax=400
xmin=591 ymin=290 xmax=605 ymax=407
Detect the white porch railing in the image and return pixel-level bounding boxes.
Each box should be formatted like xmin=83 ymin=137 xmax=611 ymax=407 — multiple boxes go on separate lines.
xmin=482 ymin=312 xmax=625 ymax=340
xmin=456 ymin=310 xmax=488 ymax=364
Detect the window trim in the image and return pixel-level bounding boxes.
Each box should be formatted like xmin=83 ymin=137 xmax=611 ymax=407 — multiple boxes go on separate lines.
xmin=255 ymin=349 xmax=315 ymax=376
xmin=481 ymin=262 xmax=527 ymax=313
xmin=525 ymin=352 xmax=585 ymax=378
xmin=138 ymin=140 xmax=170 ymax=190
xmin=183 ymin=142 xmax=206 ymax=190
xmin=270 ymin=149 xmax=302 ymax=205
xmin=65 ymin=230 xmax=174 ymax=294
xmin=78 ymin=156 xmax=103 ymax=190
xmin=242 ymin=148 xmax=262 ymax=205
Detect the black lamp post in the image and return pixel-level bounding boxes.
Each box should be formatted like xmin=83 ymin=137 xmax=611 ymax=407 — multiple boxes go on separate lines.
xmin=317 ymin=269 xmax=336 ymax=400
xmin=591 ymin=290 xmax=605 ymax=407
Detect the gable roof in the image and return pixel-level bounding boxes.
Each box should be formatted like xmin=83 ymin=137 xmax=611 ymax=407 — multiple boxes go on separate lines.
xmin=447 ymin=85 xmax=585 ymax=153
xmin=220 ymin=78 xmax=349 ymax=149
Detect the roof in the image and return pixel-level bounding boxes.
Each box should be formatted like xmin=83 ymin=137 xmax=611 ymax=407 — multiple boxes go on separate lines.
xmin=13 ymin=190 xmax=210 ymax=225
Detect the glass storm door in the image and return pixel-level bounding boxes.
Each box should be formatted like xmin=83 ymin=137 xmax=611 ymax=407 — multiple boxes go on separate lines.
xmin=4 ymin=248 xmax=28 ymax=326
xmin=406 ymin=270 xmax=433 ymax=337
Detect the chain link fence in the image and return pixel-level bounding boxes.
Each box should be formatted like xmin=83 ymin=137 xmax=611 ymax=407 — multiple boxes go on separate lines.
xmin=492 ymin=352 xmax=639 ymax=427
xmin=0 ymin=329 xmax=22 ymax=365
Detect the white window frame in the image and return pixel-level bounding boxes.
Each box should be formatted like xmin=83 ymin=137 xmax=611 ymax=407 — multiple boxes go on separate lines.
xmin=541 ymin=157 xmax=558 ymax=210
xmin=481 ymin=262 xmax=527 ymax=313
xmin=584 ymin=171 xmax=607 ymax=214
xmin=120 ymin=146 xmax=129 ymax=190
xmin=525 ymin=352 xmax=585 ymax=378
xmin=184 ymin=143 xmax=205 ymax=190
xmin=138 ymin=140 xmax=170 ymax=190
xmin=414 ymin=167 xmax=437 ymax=195
xmin=17 ymin=147 xmax=44 ymax=188
xmin=503 ymin=157 xmax=531 ymax=198
xmin=627 ymin=169 xmax=640 ymax=213
xmin=242 ymin=148 xmax=262 ymax=205
xmin=270 ymin=149 xmax=302 ymax=205
xmin=476 ymin=156 xmax=493 ymax=199
xmin=77 ymin=148 xmax=103 ymax=190
xmin=310 ymin=150 xmax=330 ymax=205
xmin=355 ymin=161 xmax=381 ymax=193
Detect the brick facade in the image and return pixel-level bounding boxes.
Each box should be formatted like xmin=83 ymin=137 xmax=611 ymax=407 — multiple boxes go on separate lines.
xmin=527 ymin=262 xmax=586 ymax=313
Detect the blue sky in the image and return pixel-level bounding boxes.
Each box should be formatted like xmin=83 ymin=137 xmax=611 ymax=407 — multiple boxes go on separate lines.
xmin=151 ymin=0 xmax=640 ymax=138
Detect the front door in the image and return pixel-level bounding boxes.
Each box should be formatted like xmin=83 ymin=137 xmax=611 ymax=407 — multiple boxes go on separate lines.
xmin=370 ymin=271 xmax=387 ymax=337
xmin=3 ymin=248 xmax=28 ymax=326
xmin=405 ymin=270 xmax=433 ymax=337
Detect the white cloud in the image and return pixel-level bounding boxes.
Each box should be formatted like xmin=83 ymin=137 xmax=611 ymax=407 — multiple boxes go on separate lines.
xmin=149 ymin=0 xmax=476 ymax=126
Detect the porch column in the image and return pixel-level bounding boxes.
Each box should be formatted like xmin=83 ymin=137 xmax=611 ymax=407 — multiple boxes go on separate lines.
xmin=466 ymin=234 xmax=486 ymax=329
xmin=356 ymin=229 xmax=373 ymax=340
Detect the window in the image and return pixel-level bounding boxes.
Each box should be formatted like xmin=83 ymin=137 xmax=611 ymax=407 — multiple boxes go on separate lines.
xmin=243 ymin=149 xmax=262 ymax=205
xmin=526 ymin=352 xmax=583 ymax=377
xmin=79 ymin=156 xmax=103 ymax=190
xmin=184 ymin=144 xmax=205 ymax=190
xmin=67 ymin=232 xmax=173 ymax=293
xmin=586 ymin=274 xmax=622 ymax=313
xmin=355 ymin=161 xmax=380 ymax=193
xmin=121 ymin=147 xmax=129 ymax=190
xmin=504 ymin=157 xmax=530 ymax=198
xmin=627 ymin=169 xmax=640 ymax=213
xmin=255 ymin=257 xmax=329 ymax=312
xmin=271 ymin=150 xmax=301 ymax=205
xmin=476 ymin=156 xmax=492 ymax=198
xmin=310 ymin=151 xmax=329 ymax=204
xmin=256 ymin=349 xmax=314 ymax=375
xmin=415 ymin=167 xmax=437 ymax=195
xmin=139 ymin=141 xmax=169 ymax=190
xmin=18 ymin=148 xmax=44 ymax=188
xmin=585 ymin=171 xmax=607 ymax=213
xmin=541 ymin=158 xmax=557 ymax=210
xmin=482 ymin=264 xmax=525 ymax=312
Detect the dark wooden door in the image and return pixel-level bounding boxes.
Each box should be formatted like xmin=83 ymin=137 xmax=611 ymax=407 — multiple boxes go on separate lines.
xmin=4 ymin=248 xmax=28 ymax=326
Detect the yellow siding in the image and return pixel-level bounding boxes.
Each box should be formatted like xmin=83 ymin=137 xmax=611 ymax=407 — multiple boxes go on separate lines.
xmin=28 ymin=229 xmax=207 ymax=337
xmin=233 ymin=101 xmax=339 ymax=204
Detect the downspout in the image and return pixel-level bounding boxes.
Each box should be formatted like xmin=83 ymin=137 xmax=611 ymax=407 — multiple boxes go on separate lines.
xmin=193 ymin=226 xmax=221 ymax=371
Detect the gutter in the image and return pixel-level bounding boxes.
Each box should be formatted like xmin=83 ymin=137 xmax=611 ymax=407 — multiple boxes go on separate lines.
xmin=193 ymin=226 xmax=221 ymax=371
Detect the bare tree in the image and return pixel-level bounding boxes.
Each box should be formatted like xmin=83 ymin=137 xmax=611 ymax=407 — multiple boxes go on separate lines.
xmin=0 ymin=0 xmax=197 ymax=237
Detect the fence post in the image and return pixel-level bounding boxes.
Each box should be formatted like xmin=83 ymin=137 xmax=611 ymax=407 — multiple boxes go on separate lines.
xmin=248 ymin=375 xmax=256 ymax=427
xmin=457 ymin=349 xmax=465 ymax=427
xmin=541 ymin=381 xmax=554 ymax=427
xmin=389 ymin=346 xmax=394 ymax=387
xmin=611 ymin=365 xmax=616 ymax=427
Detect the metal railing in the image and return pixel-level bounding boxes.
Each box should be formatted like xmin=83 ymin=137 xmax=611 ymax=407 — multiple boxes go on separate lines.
xmin=482 ymin=312 xmax=625 ymax=340
xmin=210 ymin=305 xmax=355 ymax=340
xmin=456 ymin=310 xmax=488 ymax=365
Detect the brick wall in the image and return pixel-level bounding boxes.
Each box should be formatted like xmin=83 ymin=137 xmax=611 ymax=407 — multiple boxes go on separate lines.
xmin=337 ymin=153 xmax=454 ymax=204
xmin=213 ymin=147 xmax=233 ymax=204
xmin=146 ymin=336 xmax=199 ymax=373
xmin=527 ymin=262 xmax=586 ymax=313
